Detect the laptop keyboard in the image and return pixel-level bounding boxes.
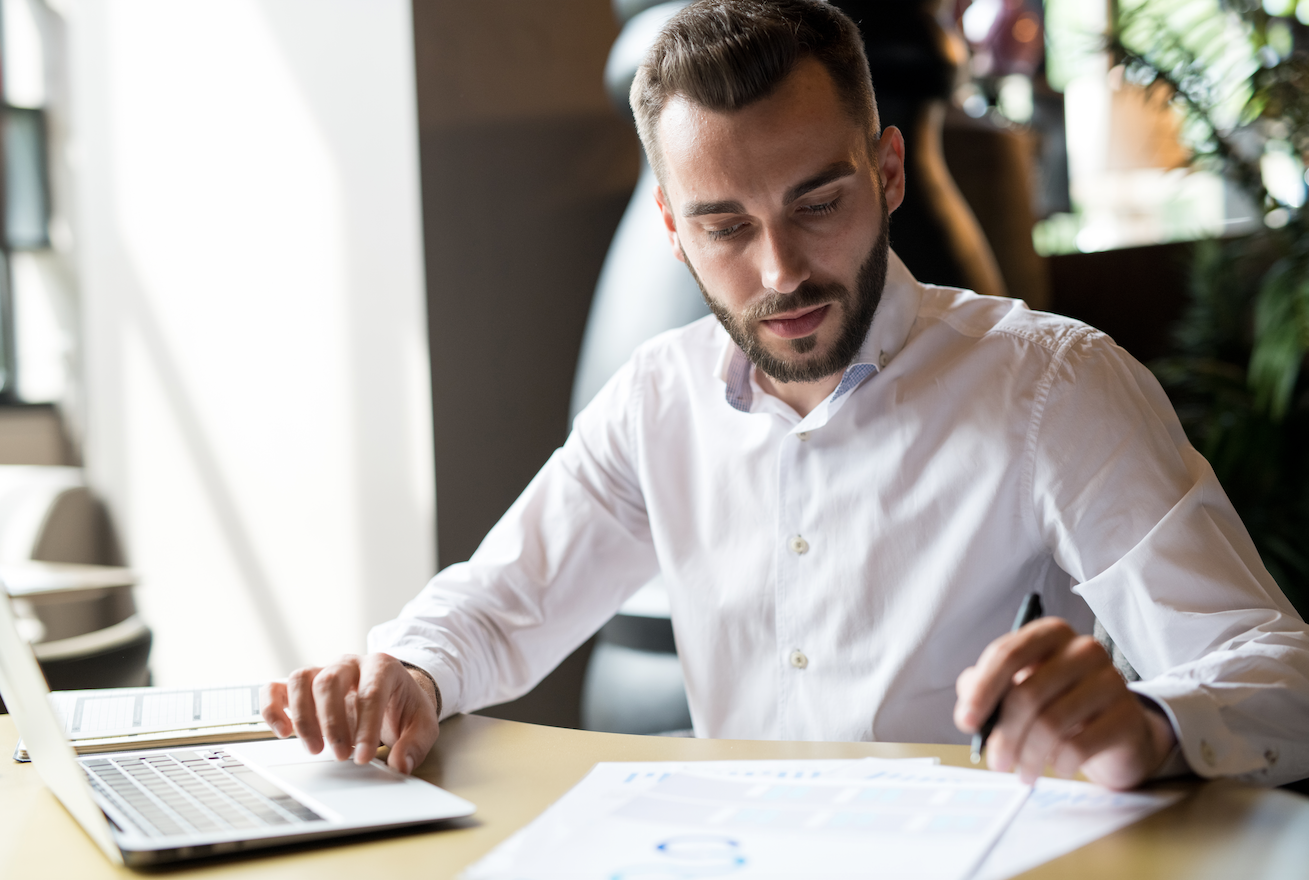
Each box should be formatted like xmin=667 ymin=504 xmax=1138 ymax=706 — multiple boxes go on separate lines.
xmin=81 ymin=748 xmax=324 ymax=838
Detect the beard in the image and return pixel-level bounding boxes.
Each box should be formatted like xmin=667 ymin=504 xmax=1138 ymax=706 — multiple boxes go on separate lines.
xmin=688 ymin=199 xmax=891 ymax=385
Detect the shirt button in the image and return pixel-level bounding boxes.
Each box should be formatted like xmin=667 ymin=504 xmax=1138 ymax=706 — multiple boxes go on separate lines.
xmin=789 ymin=650 xmax=808 ymax=669
xmin=796 ymin=432 xmax=810 ymax=441
xmin=789 ymin=535 xmax=809 ymax=555
xmin=878 ymin=350 xmax=889 ymax=368
xmin=1200 ymin=740 xmax=1216 ymax=767
xmin=1266 ymin=748 xmax=1279 ymax=766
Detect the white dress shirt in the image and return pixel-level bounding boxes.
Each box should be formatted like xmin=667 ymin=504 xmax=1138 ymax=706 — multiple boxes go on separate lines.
xmin=370 ymin=251 xmax=1309 ymax=786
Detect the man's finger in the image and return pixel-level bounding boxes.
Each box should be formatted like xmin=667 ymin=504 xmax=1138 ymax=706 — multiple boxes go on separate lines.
xmin=1053 ymin=698 xmax=1158 ymax=790
xmin=1005 ymin=635 xmax=1115 ymax=723
xmin=312 ymin=657 xmax=362 ymax=761
xmin=1008 ymin=664 xmax=1124 ymax=783
xmin=259 ymin=681 xmax=292 ymax=738
xmin=286 ymin=666 xmax=325 ymax=753
xmin=991 ymin=636 xmax=1120 ymax=772
xmin=351 ymin=655 xmax=398 ymax=765
xmin=387 ymin=696 xmax=440 ymax=776
xmin=956 ymin=618 xmax=1077 ymax=732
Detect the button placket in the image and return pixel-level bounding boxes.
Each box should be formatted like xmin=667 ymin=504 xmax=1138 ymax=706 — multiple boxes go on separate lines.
xmin=774 ymin=425 xmax=809 ymax=739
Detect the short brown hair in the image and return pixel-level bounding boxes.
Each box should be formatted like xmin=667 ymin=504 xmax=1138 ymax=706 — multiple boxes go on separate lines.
xmin=631 ymin=0 xmax=879 ymax=186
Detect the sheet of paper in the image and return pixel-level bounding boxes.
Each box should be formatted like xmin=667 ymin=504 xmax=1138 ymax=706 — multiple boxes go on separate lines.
xmin=462 ymin=759 xmax=1029 ymax=880
xmin=47 ymin=684 xmax=265 ymax=740
xmin=837 ymin=759 xmax=1185 ymax=880
xmin=977 ymin=777 xmax=1183 ymax=879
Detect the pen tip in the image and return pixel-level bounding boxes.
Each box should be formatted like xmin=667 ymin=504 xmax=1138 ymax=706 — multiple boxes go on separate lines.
xmin=969 ymin=751 xmax=981 ymax=765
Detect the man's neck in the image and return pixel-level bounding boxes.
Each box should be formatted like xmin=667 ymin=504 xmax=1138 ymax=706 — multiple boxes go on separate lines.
xmin=754 ymin=368 xmax=844 ymax=418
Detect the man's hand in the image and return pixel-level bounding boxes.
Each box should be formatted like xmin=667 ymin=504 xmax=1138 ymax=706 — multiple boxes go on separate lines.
xmin=954 ymin=617 xmax=1176 ymax=790
xmin=260 ymin=653 xmax=440 ymax=775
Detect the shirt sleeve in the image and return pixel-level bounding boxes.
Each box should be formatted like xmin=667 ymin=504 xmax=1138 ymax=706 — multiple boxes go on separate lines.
xmin=367 ymin=354 xmax=660 ymax=718
xmin=1028 ymin=328 xmax=1309 ymax=786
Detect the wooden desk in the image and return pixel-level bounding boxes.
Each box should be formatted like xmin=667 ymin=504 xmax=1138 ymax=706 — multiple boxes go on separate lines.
xmin=2 ymin=713 xmax=1308 ymax=878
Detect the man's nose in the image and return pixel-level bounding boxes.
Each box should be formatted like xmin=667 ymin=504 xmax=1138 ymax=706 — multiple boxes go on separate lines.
xmin=759 ymin=228 xmax=809 ymax=294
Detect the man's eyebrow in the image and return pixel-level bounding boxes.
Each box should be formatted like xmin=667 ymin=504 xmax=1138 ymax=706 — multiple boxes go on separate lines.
xmin=783 ymin=161 xmax=857 ymax=206
xmin=682 ymin=199 xmax=746 ymax=218
xmin=679 ymin=161 xmax=858 ymax=218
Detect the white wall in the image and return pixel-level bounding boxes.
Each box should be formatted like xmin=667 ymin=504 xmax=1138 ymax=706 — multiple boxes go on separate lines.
xmin=67 ymin=0 xmax=434 ymax=684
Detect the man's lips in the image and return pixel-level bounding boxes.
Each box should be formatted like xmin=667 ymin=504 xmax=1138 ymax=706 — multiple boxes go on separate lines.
xmin=761 ymin=304 xmax=830 ymax=339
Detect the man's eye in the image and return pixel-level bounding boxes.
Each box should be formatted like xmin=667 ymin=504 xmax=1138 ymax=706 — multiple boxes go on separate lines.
xmin=801 ymin=198 xmax=840 ymax=216
xmin=707 ymin=223 xmax=745 ymax=241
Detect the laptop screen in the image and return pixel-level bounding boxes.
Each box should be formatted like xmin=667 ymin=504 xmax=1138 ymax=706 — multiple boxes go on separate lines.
xmin=0 ymin=592 xmax=124 ymax=864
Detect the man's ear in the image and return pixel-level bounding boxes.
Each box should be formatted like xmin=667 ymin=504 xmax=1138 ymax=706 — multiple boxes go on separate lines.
xmin=875 ymin=126 xmax=907 ymax=215
xmin=654 ymin=185 xmax=687 ymax=264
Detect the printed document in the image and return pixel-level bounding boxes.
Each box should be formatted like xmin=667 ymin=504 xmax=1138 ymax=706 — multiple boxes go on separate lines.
xmin=14 ymin=684 xmax=270 ymax=759
xmin=48 ymin=684 xmax=264 ymax=738
xmin=463 ymin=758 xmax=1030 ymax=880
xmin=833 ymin=759 xmax=1185 ymax=880
xmin=463 ymin=758 xmax=1182 ymax=880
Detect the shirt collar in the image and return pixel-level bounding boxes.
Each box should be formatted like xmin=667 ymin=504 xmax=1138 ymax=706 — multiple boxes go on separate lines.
xmin=715 ymin=248 xmax=923 ymax=415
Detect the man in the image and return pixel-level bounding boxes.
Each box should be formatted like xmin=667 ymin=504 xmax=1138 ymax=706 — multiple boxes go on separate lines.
xmin=262 ymin=0 xmax=1309 ymax=789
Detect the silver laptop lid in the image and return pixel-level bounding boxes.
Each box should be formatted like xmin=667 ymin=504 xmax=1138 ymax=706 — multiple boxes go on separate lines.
xmin=0 ymin=592 xmax=123 ymax=864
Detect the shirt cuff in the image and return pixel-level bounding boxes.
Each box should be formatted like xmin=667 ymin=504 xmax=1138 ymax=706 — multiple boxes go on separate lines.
xmin=1131 ymin=690 xmax=1192 ymax=780
xmin=1130 ymin=678 xmax=1280 ymax=782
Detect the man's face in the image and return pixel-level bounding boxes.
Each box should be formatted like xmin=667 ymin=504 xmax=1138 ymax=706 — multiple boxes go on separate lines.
xmin=654 ymin=58 xmax=905 ymax=385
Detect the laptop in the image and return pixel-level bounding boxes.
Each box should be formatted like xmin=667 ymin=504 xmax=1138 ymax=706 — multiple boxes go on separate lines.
xmin=0 ymin=593 xmax=475 ymax=866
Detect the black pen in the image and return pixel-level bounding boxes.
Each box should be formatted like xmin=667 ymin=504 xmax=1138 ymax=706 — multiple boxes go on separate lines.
xmin=970 ymin=592 xmax=1044 ymax=765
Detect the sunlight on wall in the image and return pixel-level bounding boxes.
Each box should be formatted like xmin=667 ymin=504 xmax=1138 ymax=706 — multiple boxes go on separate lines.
xmin=71 ymin=0 xmax=433 ymax=685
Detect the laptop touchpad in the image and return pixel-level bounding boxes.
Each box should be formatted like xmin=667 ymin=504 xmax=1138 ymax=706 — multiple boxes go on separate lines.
xmin=271 ymin=761 xmax=406 ymax=793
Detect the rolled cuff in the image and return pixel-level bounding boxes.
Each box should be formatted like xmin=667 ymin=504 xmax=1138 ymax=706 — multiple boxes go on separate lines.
xmin=1131 ymin=678 xmax=1294 ymax=786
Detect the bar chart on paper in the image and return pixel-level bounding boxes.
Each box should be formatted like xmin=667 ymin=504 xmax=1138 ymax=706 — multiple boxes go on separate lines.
xmin=463 ymin=760 xmax=1032 ymax=880
xmin=54 ymin=684 xmax=263 ymax=737
xmin=14 ymin=684 xmax=272 ymax=759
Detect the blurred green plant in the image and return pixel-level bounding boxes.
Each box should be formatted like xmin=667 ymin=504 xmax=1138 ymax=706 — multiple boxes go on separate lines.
xmin=1110 ymin=0 xmax=1309 ymax=610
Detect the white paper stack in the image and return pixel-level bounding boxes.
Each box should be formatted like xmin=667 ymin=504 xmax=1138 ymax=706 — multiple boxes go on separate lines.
xmin=464 ymin=758 xmax=1029 ymax=880
xmin=462 ymin=758 xmax=1182 ymax=880
xmin=13 ymin=684 xmax=272 ymax=760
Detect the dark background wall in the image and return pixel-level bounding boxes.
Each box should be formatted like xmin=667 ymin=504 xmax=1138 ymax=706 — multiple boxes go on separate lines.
xmin=412 ymin=0 xmax=638 ymax=569
xmin=411 ymin=0 xmax=638 ymax=725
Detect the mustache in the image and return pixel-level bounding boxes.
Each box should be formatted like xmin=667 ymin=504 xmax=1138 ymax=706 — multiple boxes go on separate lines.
xmin=743 ymin=279 xmax=849 ymax=323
